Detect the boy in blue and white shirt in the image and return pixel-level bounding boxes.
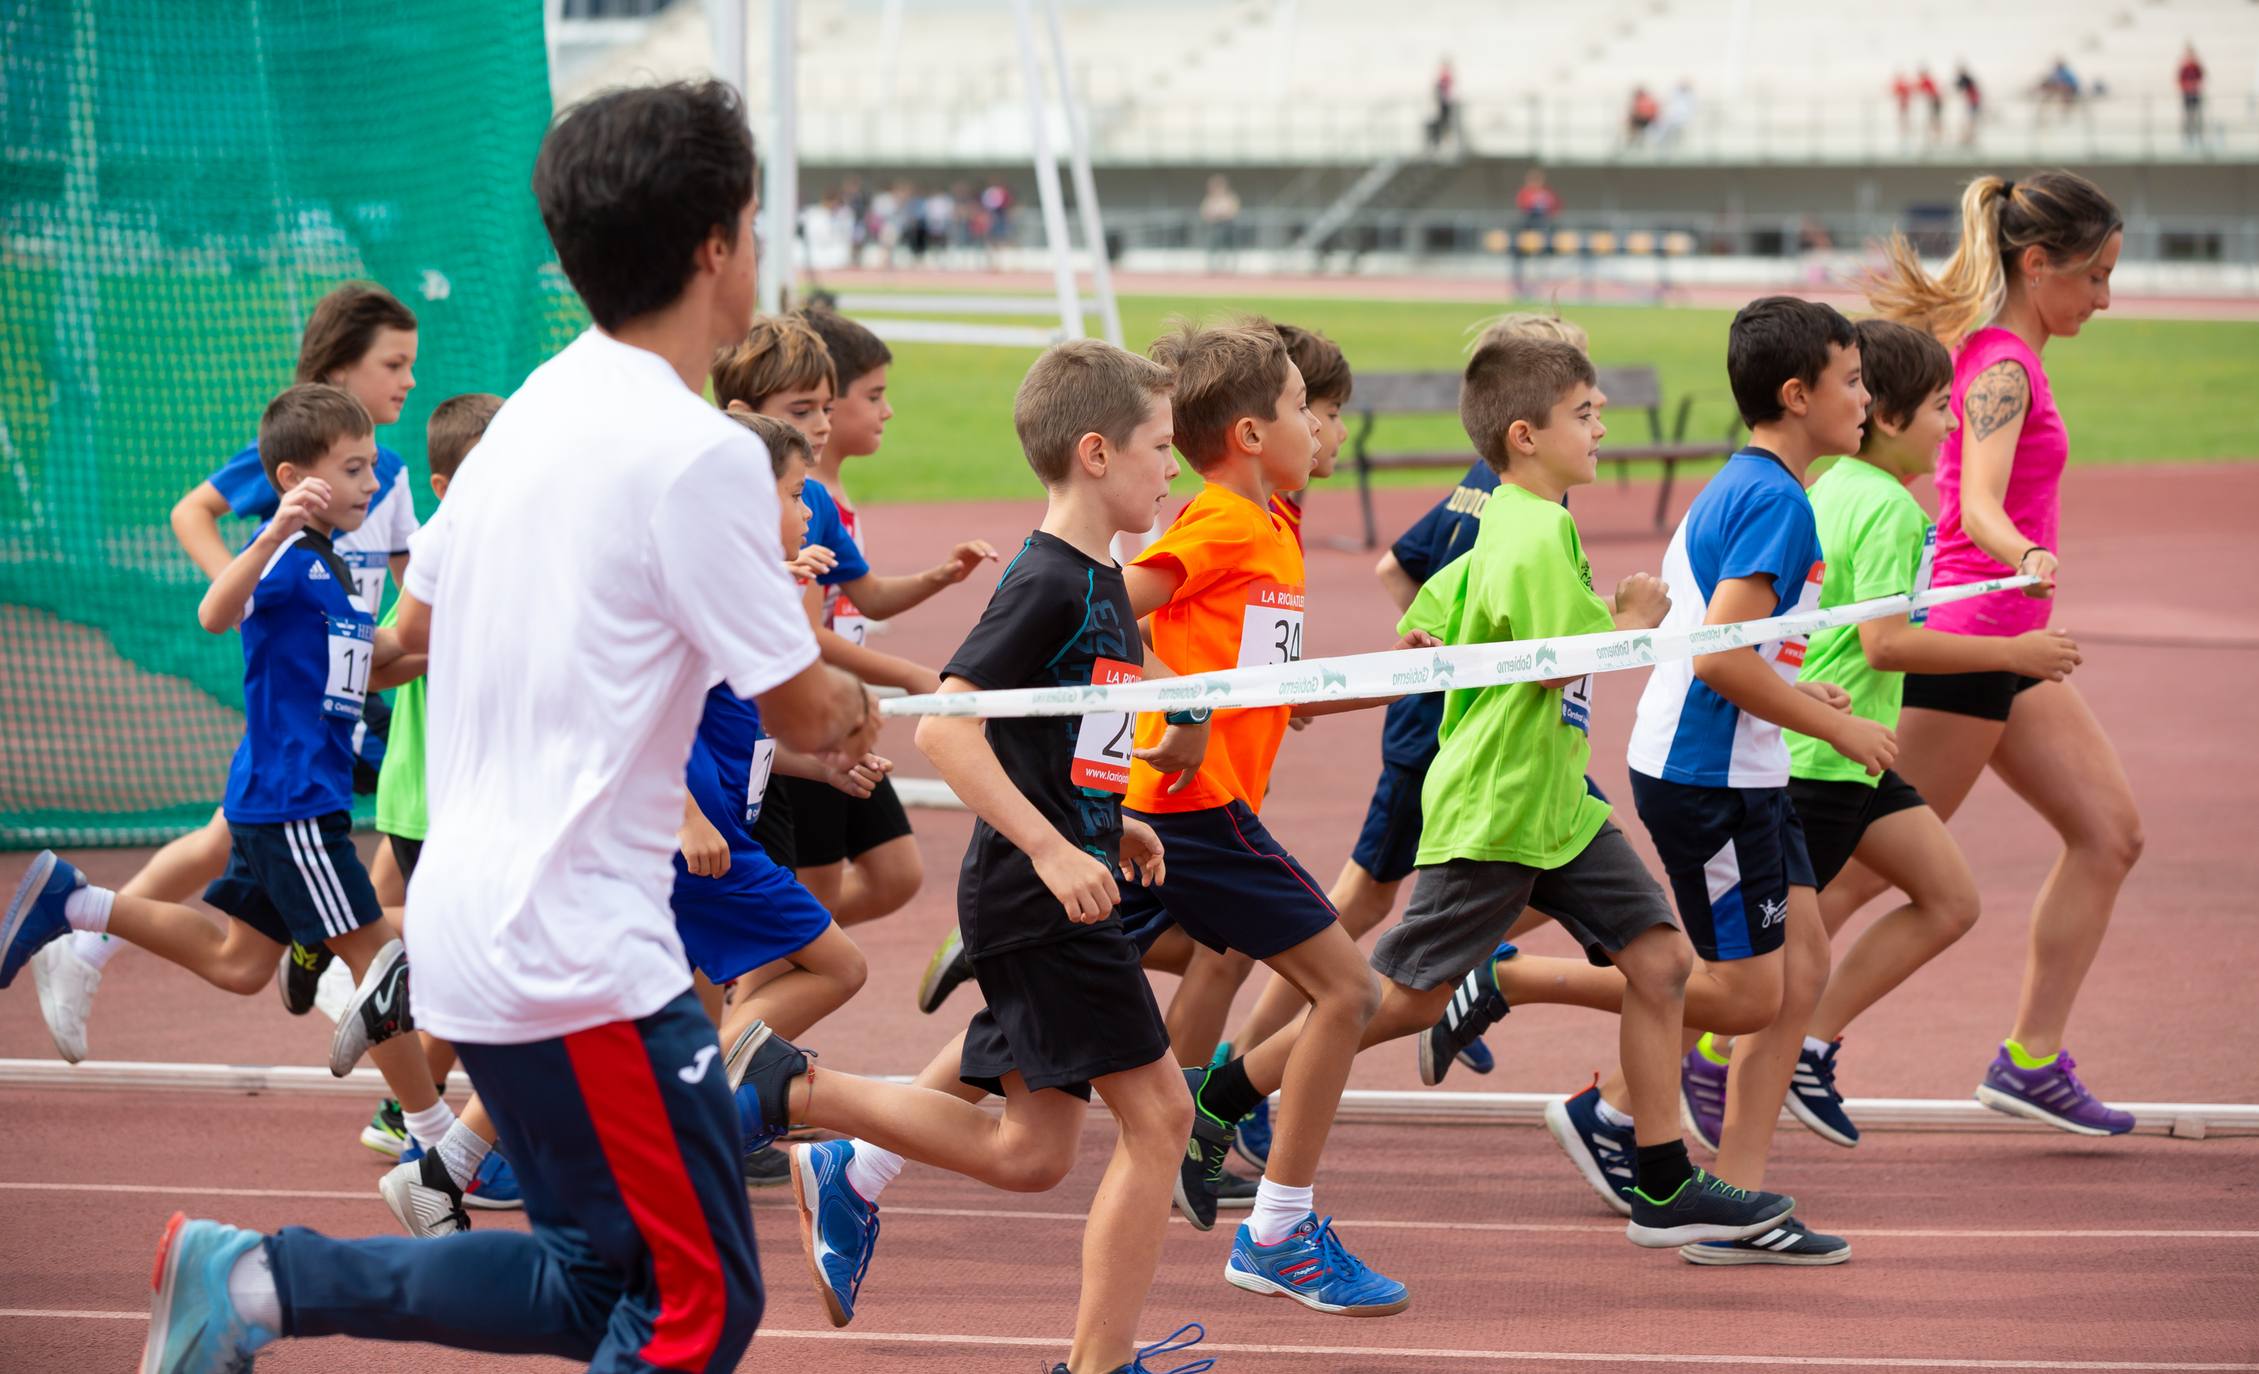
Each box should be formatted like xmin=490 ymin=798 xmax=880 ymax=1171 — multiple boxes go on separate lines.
xmin=1555 ymin=298 xmax=1897 ymax=1267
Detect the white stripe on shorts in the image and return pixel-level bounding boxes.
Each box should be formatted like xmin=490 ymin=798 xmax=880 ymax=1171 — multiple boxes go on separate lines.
xmin=284 ymin=819 xmax=349 ymax=939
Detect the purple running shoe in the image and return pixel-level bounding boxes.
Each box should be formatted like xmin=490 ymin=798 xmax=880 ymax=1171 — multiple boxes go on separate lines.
xmin=1975 ymin=1047 xmax=2133 ymax=1136
xmin=1680 ymin=1043 xmax=1728 ymax=1152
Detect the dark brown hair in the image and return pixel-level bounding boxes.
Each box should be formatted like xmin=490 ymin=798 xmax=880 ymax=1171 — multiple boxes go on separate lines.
xmin=1460 ymin=336 xmax=1597 ymax=473
xmin=259 ymin=384 xmax=372 ymax=486
xmin=1727 ymin=296 xmax=1857 ymax=428
xmin=796 ymin=306 xmax=894 ymax=387
xmin=1013 ymin=339 xmax=1175 ymax=486
xmin=1868 ymin=171 xmax=2122 ymax=348
xmin=426 ymin=393 xmax=503 ymax=480
xmin=712 ymin=314 xmax=838 ymax=410
xmin=1852 ymin=319 xmax=1954 ymax=445
xmin=1275 ymin=323 xmax=1352 ymax=405
xmin=727 ymin=410 xmax=813 ymax=478
xmin=1148 ymin=319 xmax=1289 ymax=470
xmin=295 ymin=282 xmax=417 ymax=385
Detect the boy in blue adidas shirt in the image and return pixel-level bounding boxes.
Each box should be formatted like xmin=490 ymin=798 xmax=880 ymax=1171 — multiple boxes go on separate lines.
xmin=2 ymin=384 xmax=468 ymax=1176
xmin=1606 ymin=297 xmax=1895 ymax=1265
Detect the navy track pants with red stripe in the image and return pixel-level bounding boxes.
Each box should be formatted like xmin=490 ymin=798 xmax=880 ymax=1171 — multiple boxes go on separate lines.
xmin=266 ymin=992 xmax=761 ymax=1373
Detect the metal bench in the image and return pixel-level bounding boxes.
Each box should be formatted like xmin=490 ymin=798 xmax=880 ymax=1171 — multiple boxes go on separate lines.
xmin=1346 ymin=365 xmax=1741 ymax=547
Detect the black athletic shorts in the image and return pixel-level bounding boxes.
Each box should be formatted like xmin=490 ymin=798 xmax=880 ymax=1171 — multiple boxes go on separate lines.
xmin=1901 ymin=669 xmax=2042 ymax=723
xmin=778 ymin=774 xmax=912 ymax=868
xmin=1629 ymin=774 xmax=1814 ymax=964
xmin=1785 ymin=771 xmax=1926 ymax=891
xmin=747 ymin=778 xmax=799 ymax=871
xmin=958 ymin=924 xmax=1172 ymax=1100
xmin=386 ymin=833 xmax=423 ymax=884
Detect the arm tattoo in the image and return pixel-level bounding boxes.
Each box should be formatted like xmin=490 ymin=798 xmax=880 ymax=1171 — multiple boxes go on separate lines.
xmin=1963 ymin=360 xmax=2030 ymax=443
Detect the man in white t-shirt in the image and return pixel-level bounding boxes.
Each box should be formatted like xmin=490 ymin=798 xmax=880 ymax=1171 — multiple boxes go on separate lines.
xmin=141 ymin=81 xmax=875 ymax=1374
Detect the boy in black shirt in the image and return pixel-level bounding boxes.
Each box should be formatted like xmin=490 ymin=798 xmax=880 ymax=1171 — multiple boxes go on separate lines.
xmin=731 ymin=340 xmax=1205 ymax=1374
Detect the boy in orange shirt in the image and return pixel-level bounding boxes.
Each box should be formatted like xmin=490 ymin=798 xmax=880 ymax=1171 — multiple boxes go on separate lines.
xmin=1116 ymin=320 xmax=1410 ymax=1316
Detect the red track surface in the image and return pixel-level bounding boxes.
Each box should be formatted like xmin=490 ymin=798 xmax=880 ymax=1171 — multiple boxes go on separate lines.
xmin=6 ymin=466 xmax=2259 ymax=1370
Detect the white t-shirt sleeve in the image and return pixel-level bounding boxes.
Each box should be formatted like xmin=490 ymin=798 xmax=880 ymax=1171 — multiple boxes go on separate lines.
xmin=653 ymin=437 xmax=820 ymax=700
xmin=403 ymin=504 xmax=450 ymax=605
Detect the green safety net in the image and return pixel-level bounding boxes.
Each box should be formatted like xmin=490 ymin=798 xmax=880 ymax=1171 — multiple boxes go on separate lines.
xmin=2 ymin=0 xmax=587 ymax=847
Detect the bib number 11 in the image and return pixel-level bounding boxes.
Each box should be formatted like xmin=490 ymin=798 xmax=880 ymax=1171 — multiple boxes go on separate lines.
xmin=1071 ymin=658 xmax=1143 ymax=793
xmin=324 ymin=616 xmax=374 ymax=719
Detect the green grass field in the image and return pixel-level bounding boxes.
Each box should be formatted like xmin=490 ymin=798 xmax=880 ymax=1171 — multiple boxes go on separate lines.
xmin=853 ymin=294 xmax=2259 ymax=505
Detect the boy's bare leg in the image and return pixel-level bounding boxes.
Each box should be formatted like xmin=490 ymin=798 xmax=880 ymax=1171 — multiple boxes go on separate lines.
xmin=718 ymin=924 xmax=868 ymax=1043
xmin=368 ymin=839 xmax=404 ymax=908
xmin=1069 ymin=1057 xmax=1196 ymax=1374
xmin=790 ymin=1066 xmax=1082 ymax=1193
xmin=1810 ymin=807 xmax=1980 ymax=1041
xmin=423 ymin=1034 xmax=458 ymax=1085
xmin=1163 ymin=943 xmax=1256 ymax=1069
xmin=1498 ymin=950 xmax=1780 ymax=1036
xmin=103 ymin=895 xmax=284 ymax=996
xmin=119 ymin=810 xmax=233 ymax=907
xmin=1227 ymin=860 xmax=1400 ymax=1053
xmin=1711 ymin=890 xmax=1827 ymax=1189
xmin=1138 ymin=927 xmax=1195 ymax=977
xmin=1608 ymin=928 xmax=1695 ymax=1151
xmin=1246 ymin=924 xmax=1377 ymax=1188
xmin=830 ymin=835 xmax=923 ymax=926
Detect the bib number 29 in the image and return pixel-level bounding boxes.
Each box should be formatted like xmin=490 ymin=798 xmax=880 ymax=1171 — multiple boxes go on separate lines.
xmin=1071 ymin=658 xmax=1143 ymax=793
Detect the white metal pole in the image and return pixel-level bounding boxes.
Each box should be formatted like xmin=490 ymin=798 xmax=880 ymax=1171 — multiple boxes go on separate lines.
xmin=1009 ymin=0 xmax=1084 ymax=340
xmin=1041 ymin=0 xmax=1121 ymax=346
xmin=760 ymin=0 xmax=798 ymax=314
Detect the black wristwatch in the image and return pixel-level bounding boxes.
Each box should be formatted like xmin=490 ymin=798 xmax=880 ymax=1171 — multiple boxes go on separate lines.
xmin=1164 ymin=707 xmax=1212 ymax=726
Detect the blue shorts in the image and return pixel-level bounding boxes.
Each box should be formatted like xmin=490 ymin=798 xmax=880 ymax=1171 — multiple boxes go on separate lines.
xmin=670 ymin=846 xmax=834 ymax=985
xmin=204 ymin=812 xmax=382 ymax=949
xmin=1351 ymin=763 xmax=1427 ymax=885
xmin=1628 ymin=774 xmax=1813 ymax=963
xmin=1117 ymin=801 xmax=1338 ymax=962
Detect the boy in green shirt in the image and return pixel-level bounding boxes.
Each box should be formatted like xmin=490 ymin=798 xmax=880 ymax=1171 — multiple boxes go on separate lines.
xmin=1743 ymin=319 xmax=2082 ymax=1150
xmin=1218 ymin=335 xmax=1795 ymax=1249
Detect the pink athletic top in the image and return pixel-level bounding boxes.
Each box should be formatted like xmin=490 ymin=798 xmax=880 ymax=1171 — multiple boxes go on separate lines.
xmin=1928 ymin=326 xmax=2065 ymax=636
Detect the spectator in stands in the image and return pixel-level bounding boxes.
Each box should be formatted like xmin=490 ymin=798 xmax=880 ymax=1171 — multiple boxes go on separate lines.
xmin=1892 ymin=72 xmax=1914 ymax=139
xmin=2179 ymin=45 xmax=2206 ymax=145
xmin=2039 ymin=58 xmax=2080 ymax=117
xmin=1917 ymin=66 xmax=1944 ymax=143
xmin=1515 ymin=168 xmax=1560 ymax=231
xmin=1429 ymin=58 xmax=1458 ymax=151
xmin=1654 ymin=81 xmax=1696 ymax=150
xmin=1626 ymin=86 xmax=1660 ymax=144
xmin=981 ymin=179 xmax=1014 ymax=247
xmin=800 ymin=188 xmax=855 ymax=272
xmin=1200 ymin=173 xmax=1242 ymax=271
xmin=919 ymin=185 xmax=956 ymax=261
xmin=1954 ymin=63 xmax=1983 ymax=144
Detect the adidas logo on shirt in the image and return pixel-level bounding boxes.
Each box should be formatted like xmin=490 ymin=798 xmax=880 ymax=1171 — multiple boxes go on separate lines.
xmin=308 ymin=563 xmax=332 ymax=580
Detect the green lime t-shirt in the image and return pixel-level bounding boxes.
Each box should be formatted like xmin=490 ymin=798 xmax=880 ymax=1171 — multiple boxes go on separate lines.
xmin=373 ymin=602 xmax=429 ymax=840
xmin=1787 ymin=457 xmax=1936 ymax=786
xmin=1400 ymin=483 xmax=1616 ymax=869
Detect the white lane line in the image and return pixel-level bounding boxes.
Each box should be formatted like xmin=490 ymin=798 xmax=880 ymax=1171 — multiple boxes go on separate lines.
xmin=5 ymin=1183 xmax=2257 ymax=1241
xmin=4 ymin=1314 xmax=2250 ymax=1370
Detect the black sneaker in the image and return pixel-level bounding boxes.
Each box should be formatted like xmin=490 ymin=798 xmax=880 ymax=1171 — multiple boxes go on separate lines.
xmin=378 ymin=1147 xmax=470 ymax=1238
xmin=1679 ymin=1215 xmax=1851 ymax=1266
xmin=277 ymin=941 xmax=332 ymax=1016
xmin=1215 ymin=1168 xmax=1258 ymax=1210
xmin=1418 ymin=947 xmax=1513 ymax=1086
xmin=1172 ymin=1068 xmax=1233 ymax=1232
xmin=915 ymin=927 xmax=974 ymax=1015
xmin=725 ymin=1021 xmax=812 ymax=1156
xmin=742 ymin=1143 xmax=792 ymax=1189
xmin=328 ymin=939 xmax=413 ymax=1077
xmin=1624 ymin=1167 xmax=1795 ymax=1248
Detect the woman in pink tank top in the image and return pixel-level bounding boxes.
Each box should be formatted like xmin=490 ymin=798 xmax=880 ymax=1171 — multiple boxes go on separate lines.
xmin=1837 ymin=171 xmax=2142 ymax=1135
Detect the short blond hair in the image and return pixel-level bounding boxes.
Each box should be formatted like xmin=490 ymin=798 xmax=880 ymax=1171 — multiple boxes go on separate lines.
xmin=1461 ymin=335 xmax=1596 ymax=473
xmin=711 ymin=314 xmax=838 ymax=410
xmin=1148 ymin=319 xmax=1289 ymax=471
xmin=1013 ymin=339 xmax=1175 ymax=486
xmin=1470 ymin=310 xmax=1589 ymax=354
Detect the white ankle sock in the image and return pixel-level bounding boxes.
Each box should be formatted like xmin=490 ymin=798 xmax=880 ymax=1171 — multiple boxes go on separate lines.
xmin=1248 ymin=1178 xmax=1314 ymax=1246
xmin=71 ymin=929 xmax=124 ymax=969
xmin=1594 ymin=1096 xmax=1635 ymax=1129
xmin=1803 ymin=1034 xmax=1834 ymax=1056
xmin=435 ymin=1119 xmax=493 ymax=1191
xmin=403 ymin=1101 xmax=459 ymax=1154
xmin=844 ymin=1141 xmax=903 ymax=1201
xmin=227 ymin=1243 xmax=282 ymax=1333
xmin=62 ymin=886 xmax=113 ymax=934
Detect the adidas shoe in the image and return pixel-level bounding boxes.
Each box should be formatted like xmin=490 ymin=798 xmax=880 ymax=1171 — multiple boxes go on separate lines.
xmin=1543 ymin=1084 xmax=1635 ymax=1217
xmin=1680 ymin=1216 xmax=1850 ymax=1266
xmin=277 ymin=941 xmax=332 ymax=1017
xmin=1224 ymin=1213 xmax=1409 ymax=1317
xmin=915 ymin=925 xmax=974 ymax=1014
xmin=140 ymin=1212 xmax=278 ymax=1374
xmin=1417 ymin=943 xmax=1514 ymax=1086
xmin=1624 ymin=1167 xmax=1794 ymax=1248
xmin=726 ymin=1021 xmax=812 ymax=1156
xmin=1172 ymin=1068 xmax=1234 ymax=1232
xmin=1786 ymin=1038 xmax=1860 ymax=1147
xmin=360 ymin=1098 xmax=408 ymax=1158
xmin=328 ymin=938 xmax=412 ymax=1077
xmin=1680 ymin=1040 xmax=1729 ymax=1153
xmin=2 ymin=850 xmax=80 ymax=990
xmin=792 ymin=1139 xmax=880 ymax=1327
xmin=379 ymin=1148 xmax=471 ymax=1238
xmin=31 ymin=936 xmax=100 ymax=1063
xmin=1232 ymin=1096 xmax=1271 ymax=1172
xmin=1975 ymin=1046 xmax=2134 ymax=1137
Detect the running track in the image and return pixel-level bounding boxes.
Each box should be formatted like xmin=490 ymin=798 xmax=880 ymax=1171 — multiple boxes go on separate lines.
xmin=5 ymin=466 xmax=2257 ymax=1371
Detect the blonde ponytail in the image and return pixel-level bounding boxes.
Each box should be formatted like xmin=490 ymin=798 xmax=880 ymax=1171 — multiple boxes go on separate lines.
xmin=1866 ymin=171 xmax=2121 ymax=351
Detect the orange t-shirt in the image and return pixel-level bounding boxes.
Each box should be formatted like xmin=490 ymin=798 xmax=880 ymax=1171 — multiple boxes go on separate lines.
xmin=1269 ymin=492 xmax=1304 ymax=550
xmin=1127 ymin=484 xmax=1307 ymax=814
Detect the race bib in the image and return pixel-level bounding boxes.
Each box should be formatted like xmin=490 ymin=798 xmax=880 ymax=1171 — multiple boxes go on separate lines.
xmin=324 ymin=616 xmax=373 ymax=719
xmin=828 ymin=590 xmax=869 ymax=647
xmin=1560 ymin=674 xmax=1594 ymax=733
xmin=1769 ymin=561 xmax=1826 ymax=677
xmin=1910 ymin=525 xmax=1938 ymax=625
xmin=342 ymin=550 xmax=388 ymax=617
xmin=1238 ymin=581 xmax=1306 ymax=669
xmin=743 ymin=739 xmax=778 ymax=827
xmin=1070 ymin=658 xmax=1143 ymax=793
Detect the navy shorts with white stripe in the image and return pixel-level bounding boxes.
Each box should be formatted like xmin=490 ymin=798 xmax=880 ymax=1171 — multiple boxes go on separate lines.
xmin=205 ymin=810 xmax=384 ymax=949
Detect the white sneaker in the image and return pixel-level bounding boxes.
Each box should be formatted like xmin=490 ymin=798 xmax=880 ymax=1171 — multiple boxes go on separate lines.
xmin=30 ymin=939 xmax=100 ymax=1064
xmin=379 ymin=1152 xmax=471 ymax=1238
xmin=313 ymin=954 xmax=355 ymax=1023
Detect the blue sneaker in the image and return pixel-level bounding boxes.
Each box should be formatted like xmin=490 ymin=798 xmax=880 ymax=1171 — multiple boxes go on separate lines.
xmin=1048 ymin=1322 xmax=1215 ymax=1373
xmin=462 ymin=1150 xmax=522 ymax=1210
xmin=2 ymin=851 xmax=81 ymax=989
xmin=1454 ymin=1038 xmax=1496 ymax=1074
xmin=1786 ymin=1038 xmax=1860 ymax=1147
xmin=140 ymin=1212 xmax=277 ymax=1374
xmin=1232 ymin=1095 xmax=1271 ymax=1172
xmin=1225 ymin=1213 xmax=1409 ymax=1316
xmin=791 ymin=1139 xmax=879 ymax=1328
xmin=1543 ymin=1083 xmax=1635 ymax=1218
